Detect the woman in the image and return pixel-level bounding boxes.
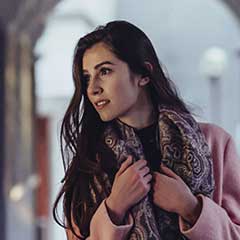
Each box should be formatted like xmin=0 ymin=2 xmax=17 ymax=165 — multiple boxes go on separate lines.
xmin=53 ymin=20 xmax=240 ymax=240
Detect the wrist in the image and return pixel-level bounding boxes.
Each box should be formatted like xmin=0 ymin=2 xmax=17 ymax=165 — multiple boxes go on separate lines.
xmin=107 ymin=194 xmax=129 ymax=213
xmin=105 ymin=196 xmax=127 ymax=225
xmin=180 ymin=195 xmax=202 ymax=225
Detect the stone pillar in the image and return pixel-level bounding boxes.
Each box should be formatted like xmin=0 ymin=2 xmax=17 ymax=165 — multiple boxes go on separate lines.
xmin=0 ymin=21 xmax=6 ymax=240
xmin=4 ymin=27 xmax=36 ymax=240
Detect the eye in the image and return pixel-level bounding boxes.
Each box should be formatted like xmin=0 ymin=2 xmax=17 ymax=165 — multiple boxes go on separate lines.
xmin=100 ymin=67 xmax=112 ymax=76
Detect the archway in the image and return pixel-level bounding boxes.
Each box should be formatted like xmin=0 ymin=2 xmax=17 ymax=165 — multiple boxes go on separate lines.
xmin=1 ymin=0 xmax=240 ymax=240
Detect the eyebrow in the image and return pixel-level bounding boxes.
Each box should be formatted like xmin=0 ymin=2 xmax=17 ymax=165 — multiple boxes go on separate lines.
xmin=83 ymin=61 xmax=115 ymax=73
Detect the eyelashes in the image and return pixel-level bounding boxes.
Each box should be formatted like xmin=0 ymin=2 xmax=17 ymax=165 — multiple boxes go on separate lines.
xmin=82 ymin=67 xmax=112 ymax=86
xmin=100 ymin=67 xmax=112 ymax=76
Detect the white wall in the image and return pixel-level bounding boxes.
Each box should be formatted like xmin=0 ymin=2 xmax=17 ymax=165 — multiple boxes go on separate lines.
xmin=116 ymin=0 xmax=240 ymax=138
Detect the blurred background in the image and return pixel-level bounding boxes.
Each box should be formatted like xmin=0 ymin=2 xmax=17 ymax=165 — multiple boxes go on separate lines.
xmin=0 ymin=0 xmax=240 ymax=239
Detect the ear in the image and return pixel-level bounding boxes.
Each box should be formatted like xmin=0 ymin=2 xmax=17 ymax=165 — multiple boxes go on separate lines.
xmin=138 ymin=76 xmax=150 ymax=87
xmin=144 ymin=61 xmax=153 ymax=73
xmin=138 ymin=61 xmax=153 ymax=87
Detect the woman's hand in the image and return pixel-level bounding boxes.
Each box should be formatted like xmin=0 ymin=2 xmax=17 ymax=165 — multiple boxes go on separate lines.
xmin=106 ymin=156 xmax=152 ymax=224
xmin=152 ymin=165 xmax=202 ymax=225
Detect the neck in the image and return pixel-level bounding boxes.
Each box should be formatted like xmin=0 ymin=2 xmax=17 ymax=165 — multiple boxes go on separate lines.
xmin=117 ymin=91 xmax=157 ymax=130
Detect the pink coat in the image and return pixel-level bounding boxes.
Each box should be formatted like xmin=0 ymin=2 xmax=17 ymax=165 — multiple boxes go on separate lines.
xmin=66 ymin=123 xmax=240 ymax=239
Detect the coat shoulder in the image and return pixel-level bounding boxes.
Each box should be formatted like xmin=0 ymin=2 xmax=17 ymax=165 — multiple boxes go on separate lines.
xmin=198 ymin=122 xmax=231 ymax=141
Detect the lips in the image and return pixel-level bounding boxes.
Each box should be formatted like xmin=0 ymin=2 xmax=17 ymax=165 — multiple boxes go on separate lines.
xmin=94 ymin=99 xmax=110 ymax=110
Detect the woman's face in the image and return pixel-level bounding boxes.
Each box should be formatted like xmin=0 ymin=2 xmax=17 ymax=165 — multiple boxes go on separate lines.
xmin=82 ymin=42 xmax=148 ymax=123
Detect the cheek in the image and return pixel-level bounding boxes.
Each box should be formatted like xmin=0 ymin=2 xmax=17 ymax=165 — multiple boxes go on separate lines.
xmin=111 ymin=81 xmax=136 ymax=98
xmin=104 ymin=74 xmax=138 ymax=105
xmin=112 ymin=88 xmax=136 ymax=106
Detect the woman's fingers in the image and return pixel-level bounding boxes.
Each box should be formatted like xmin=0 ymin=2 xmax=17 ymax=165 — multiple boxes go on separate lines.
xmin=144 ymin=173 xmax=153 ymax=183
xmin=133 ymin=159 xmax=147 ymax=170
xmin=152 ymin=171 xmax=160 ymax=184
xmin=117 ymin=156 xmax=133 ymax=176
xmin=139 ymin=166 xmax=150 ymax=176
xmin=160 ymin=164 xmax=179 ymax=180
xmin=119 ymin=158 xmax=148 ymax=176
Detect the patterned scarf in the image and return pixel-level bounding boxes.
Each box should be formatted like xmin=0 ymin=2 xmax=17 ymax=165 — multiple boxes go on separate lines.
xmin=91 ymin=105 xmax=215 ymax=239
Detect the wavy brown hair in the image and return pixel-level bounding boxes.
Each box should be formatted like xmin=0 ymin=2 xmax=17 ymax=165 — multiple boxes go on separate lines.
xmin=53 ymin=20 xmax=192 ymax=239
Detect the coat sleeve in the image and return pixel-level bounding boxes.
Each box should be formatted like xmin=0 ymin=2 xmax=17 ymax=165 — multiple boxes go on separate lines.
xmin=66 ymin=199 xmax=134 ymax=240
xmin=178 ymin=136 xmax=240 ymax=239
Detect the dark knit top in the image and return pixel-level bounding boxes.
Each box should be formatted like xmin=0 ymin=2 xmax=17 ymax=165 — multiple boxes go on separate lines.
xmin=134 ymin=122 xmax=161 ymax=172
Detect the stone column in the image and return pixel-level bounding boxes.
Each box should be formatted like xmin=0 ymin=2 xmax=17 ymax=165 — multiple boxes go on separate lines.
xmin=0 ymin=21 xmax=6 ymax=240
xmin=4 ymin=27 xmax=36 ymax=240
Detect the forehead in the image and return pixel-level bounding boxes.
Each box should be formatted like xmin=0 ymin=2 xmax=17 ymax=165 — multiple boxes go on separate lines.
xmin=82 ymin=42 xmax=117 ymax=70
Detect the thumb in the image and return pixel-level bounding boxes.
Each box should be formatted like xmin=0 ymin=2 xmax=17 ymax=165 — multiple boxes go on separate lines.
xmin=160 ymin=164 xmax=179 ymax=179
xmin=116 ymin=156 xmax=133 ymax=176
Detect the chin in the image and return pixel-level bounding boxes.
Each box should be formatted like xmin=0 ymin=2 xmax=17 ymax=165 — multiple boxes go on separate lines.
xmin=99 ymin=112 xmax=116 ymax=122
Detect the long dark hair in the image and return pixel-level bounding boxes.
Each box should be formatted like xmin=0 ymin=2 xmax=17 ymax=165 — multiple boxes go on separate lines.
xmin=53 ymin=20 xmax=191 ymax=239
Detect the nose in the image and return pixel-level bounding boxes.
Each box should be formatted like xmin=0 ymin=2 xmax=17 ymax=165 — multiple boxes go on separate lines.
xmin=87 ymin=82 xmax=103 ymax=96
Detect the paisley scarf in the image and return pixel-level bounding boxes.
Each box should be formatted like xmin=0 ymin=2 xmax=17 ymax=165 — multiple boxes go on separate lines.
xmin=91 ymin=105 xmax=215 ymax=239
